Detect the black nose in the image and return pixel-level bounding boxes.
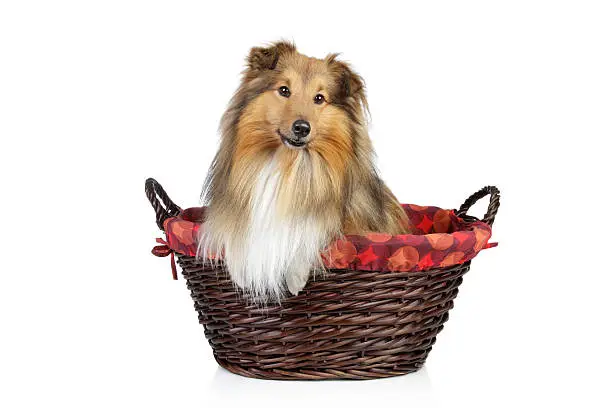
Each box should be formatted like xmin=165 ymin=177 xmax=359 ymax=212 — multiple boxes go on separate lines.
xmin=291 ymin=120 xmax=311 ymax=138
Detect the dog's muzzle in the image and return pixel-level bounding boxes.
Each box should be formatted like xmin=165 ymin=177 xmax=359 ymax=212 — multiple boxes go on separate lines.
xmin=277 ymin=128 xmax=308 ymax=148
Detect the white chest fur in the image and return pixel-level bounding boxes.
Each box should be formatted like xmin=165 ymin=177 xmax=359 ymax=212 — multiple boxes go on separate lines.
xmin=217 ymin=159 xmax=328 ymax=301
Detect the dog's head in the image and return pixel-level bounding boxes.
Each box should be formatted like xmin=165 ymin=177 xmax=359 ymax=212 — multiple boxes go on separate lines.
xmin=225 ymin=41 xmax=369 ymax=165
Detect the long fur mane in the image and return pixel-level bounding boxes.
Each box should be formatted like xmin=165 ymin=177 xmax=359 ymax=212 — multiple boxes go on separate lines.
xmin=199 ymin=42 xmax=409 ymax=302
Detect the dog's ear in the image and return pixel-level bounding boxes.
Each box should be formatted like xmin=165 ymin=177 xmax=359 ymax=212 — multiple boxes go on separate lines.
xmin=247 ymin=41 xmax=296 ymax=71
xmin=327 ymin=54 xmax=369 ymax=116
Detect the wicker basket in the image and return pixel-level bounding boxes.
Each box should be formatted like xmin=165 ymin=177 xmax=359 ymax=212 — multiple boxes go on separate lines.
xmin=146 ymin=179 xmax=500 ymax=380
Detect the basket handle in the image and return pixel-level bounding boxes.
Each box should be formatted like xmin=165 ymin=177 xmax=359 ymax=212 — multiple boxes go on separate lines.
xmin=456 ymin=186 xmax=500 ymax=227
xmin=145 ymin=178 xmax=182 ymax=230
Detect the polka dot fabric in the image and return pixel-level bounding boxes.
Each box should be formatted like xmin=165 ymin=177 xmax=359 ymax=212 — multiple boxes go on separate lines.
xmin=159 ymin=204 xmax=494 ymax=273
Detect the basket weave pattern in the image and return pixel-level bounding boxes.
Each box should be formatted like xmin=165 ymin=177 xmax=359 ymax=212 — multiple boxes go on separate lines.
xmin=179 ymin=255 xmax=470 ymax=379
xmin=146 ymin=179 xmax=499 ymax=380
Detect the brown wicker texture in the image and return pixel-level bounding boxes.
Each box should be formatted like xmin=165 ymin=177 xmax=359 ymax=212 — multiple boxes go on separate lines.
xmin=146 ymin=179 xmax=500 ymax=380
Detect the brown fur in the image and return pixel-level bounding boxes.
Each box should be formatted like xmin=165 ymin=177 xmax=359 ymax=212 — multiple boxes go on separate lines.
xmin=199 ymin=42 xmax=411 ymax=299
xmin=202 ymin=41 xmax=410 ymax=237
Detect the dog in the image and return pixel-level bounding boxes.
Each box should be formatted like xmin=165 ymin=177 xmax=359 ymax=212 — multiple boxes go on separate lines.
xmin=199 ymin=41 xmax=410 ymax=301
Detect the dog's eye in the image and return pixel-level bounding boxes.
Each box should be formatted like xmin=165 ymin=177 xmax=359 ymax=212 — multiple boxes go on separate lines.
xmin=278 ymin=86 xmax=291 ymax=98
xmin=314 ymin=94 xmax=325 ymax=105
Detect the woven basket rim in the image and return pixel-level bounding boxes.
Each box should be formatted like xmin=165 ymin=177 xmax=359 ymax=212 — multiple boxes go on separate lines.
xmin=161 ymin=205 xmax=494 ymax=273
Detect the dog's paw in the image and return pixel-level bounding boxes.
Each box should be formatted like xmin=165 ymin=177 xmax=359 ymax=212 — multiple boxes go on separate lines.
xmin=286 ymin=269 xmax=310 ymax=296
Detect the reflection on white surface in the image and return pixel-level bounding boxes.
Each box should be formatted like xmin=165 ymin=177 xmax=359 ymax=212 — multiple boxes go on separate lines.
xmin=207 ymin=364 xmax=435 ymax=405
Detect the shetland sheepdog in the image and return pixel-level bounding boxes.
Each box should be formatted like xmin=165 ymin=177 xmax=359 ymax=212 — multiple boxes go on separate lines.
xmin=199 ymin=41 xmax=410 ymax=301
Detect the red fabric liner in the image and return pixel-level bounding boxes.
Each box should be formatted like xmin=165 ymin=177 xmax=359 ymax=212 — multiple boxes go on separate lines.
xmin=154 ymin=204 xmax=494 ymax=273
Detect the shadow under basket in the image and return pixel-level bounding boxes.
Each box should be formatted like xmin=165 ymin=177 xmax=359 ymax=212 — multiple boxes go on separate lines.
xmin=146 ymin=179 xmax=500 ymax=380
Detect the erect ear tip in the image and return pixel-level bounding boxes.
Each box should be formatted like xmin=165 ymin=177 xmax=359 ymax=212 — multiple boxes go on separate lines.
xmin=247 ymin=41 xmax=296 ymax=71
xmin=332 ymin=60 xmax=365 ymax=97
xmin=247 ymin=46 xmax=276 ymax=71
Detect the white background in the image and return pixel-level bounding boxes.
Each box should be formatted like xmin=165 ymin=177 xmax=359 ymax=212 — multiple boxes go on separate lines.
xmin=1 ymin=1 xmax=611 ymax=407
